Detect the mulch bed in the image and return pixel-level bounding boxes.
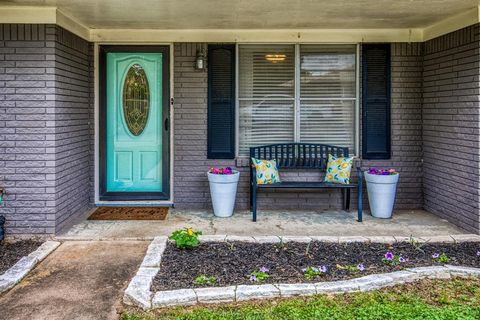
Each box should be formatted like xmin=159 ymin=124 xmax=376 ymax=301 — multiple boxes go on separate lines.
xmin=88 ymin=207 xmax=169 ymax=220
xmin=152 ymin=241 xmax=480 ymax=291
xmin=0 ymin=240 xmax=42 ymax=274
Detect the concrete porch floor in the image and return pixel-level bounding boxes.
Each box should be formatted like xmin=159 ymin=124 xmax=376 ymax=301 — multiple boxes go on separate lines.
xmin=57 ymin=209 xmax=465 ymax=240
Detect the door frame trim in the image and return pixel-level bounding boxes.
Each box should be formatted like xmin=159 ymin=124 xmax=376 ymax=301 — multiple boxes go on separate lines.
xmin=98 ymin=45 xmax=171 ymax=201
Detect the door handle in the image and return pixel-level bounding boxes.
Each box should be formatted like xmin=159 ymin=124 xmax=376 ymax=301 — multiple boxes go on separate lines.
xmin=164 ymin=118 xmax=169 ymax=131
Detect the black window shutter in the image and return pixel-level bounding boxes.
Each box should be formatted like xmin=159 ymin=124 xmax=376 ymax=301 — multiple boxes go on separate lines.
xmin=207 ymin=45 xmax=236 ymax=159
xmin=362 ymin=44 xmax=391 ymax=160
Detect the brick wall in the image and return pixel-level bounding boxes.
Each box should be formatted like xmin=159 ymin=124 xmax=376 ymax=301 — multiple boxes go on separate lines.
xmin=362 ymin=43 xmax=424 ymax=209
xmin=52 ymin=26 xmax=93 ymax=232
xmin=1 ymin=25 xmax=479 ymax=235
xmin=422 ymin=25 xmax=480 ymax=233
xmin=173 ymin=42 xmax=424 ymax=211
xmin=0 ymin=24 xmax=93 ymax=236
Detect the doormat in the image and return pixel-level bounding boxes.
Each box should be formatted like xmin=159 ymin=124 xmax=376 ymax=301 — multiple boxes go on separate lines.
xmin=88 ymin=207 xmax=169 ymax=220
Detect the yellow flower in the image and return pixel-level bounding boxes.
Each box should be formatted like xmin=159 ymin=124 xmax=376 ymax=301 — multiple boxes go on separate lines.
xmin=339 ymin=171 xmax=346 ymax=178
xmin=187 ymin=228 xmax=194 ymax=236
xmin=341 ymin=163 xmax=349 ymax=169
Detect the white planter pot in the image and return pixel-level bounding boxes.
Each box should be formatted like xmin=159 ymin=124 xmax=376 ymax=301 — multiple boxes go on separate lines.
xmin=365 ymin=172 xmax=399 ymax=219
xmin=207 ymin=171 xmax=240 ymax=218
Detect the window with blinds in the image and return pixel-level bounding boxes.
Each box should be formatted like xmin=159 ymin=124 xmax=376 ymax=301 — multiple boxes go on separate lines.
xmin=238 ymin=44 xmax=357 ymax=156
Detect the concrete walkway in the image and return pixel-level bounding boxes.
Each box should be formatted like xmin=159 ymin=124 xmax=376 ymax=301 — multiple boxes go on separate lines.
xmin=0 ymin=241 xmax=148 ymax=320
xmin=58 ymin=209 xmax=464 ymax=240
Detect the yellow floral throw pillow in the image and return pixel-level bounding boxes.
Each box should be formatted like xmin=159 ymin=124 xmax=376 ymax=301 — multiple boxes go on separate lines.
xmin=251 ymin=158 xmax=281 ymax=185
xmin=324 ymin=154 xmax=354 ymax=184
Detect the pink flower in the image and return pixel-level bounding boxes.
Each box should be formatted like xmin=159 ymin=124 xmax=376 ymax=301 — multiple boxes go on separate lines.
xmin=209 ymin=167 xmax=234 ymax=175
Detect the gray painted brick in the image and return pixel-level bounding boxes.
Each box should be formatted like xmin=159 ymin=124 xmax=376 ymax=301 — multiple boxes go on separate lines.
xmin=422 ymin=24 xmax=480 ymax=234
xmin=0 ymin=24 xmax=93 ymax=236
xmin=1 ymin=24 xmax=479 ymax=235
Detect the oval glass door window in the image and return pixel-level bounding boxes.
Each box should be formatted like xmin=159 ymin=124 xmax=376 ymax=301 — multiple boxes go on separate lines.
xmin=123 ymin=64 xmax=150 ymax=136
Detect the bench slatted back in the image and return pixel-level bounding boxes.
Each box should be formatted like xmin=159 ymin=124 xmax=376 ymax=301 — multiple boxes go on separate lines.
xmin=250 ymin=143 xmax=349 ymax=170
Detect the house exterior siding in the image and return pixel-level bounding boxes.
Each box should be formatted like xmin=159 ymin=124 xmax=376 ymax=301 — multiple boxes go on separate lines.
xmin=52 ymin=26 xmax=94 ymax=232
xmin=0 ymin=24 xmax=93 ymax=236
xmin=361 ymin=43 xmax=424 ymax=209
xmin=173 ymin=42 xmax=425 ymax=211
xmin=0 ymin=23 xmax=479 ymax=236
xmin=422 ymin=24 xmax=480 ymax=233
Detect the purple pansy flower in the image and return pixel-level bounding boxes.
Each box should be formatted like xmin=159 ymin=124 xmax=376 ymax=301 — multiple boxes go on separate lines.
xmin=249 ymin=274 xmax=257 ymax=282
xmin=319 ymin=265 xmax=328 ymax=273
xmin=432 ymin=252 xmax=440 ymax=259
xmin=399 ymin=256 xmax=406 ymax=263
xmin=301 ymin=267 xmax=307 ymax=273
xmin=368 ymin=168 xmax=397 ymax=175
xmin=259 ymin=266 xmax=269 ymax=273
xmin=385 ymin=251 xmax=394 ymax=261
xmin=357 ymin=264 xmax=365 ymax=272
xmin=477 ymin=251 xmax=480 ymax=257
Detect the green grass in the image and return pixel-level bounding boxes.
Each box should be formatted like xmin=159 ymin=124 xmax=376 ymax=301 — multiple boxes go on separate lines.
xmin=122 ymin=278 xmax=480 ymax=320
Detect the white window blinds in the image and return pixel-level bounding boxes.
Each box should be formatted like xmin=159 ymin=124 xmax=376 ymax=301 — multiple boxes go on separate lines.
xmin=299 ymin=45 xmax=357 ymax=151
xmin=238 ymin=45 xmax=295 ymax=156
xmin=238 ymin=44 xmax=357 ymax=156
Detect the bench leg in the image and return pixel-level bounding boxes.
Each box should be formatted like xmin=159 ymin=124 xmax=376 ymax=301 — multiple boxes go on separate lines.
xmin=341 ymin=189 xmax=345 ymax=210
xmin=357 ymin=188 xmax=363 ymax=222
xmin=346 ymin=189 xmax=351 ymax=211
xmin=252 ymin=186 xmax=257 ymax=222
xmin=250 ymin=184 xmax=253 ymax=210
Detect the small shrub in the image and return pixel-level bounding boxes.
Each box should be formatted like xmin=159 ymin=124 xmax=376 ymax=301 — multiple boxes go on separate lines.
xmin=194 ymin=274 xmax=216 ymax=285
xmin=169 ymin=228 xmax=202 ymax=249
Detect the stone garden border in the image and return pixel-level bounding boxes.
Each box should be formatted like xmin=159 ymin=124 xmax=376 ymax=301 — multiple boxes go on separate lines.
xmin=123 ymin=234 xmax=480 ymax=310
xmin=0 ymin=240 xmax=61 ymax=294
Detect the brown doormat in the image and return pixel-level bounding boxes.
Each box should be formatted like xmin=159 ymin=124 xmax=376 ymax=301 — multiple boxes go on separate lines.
xmin=88 ymin=207 xmax=169 ymax=220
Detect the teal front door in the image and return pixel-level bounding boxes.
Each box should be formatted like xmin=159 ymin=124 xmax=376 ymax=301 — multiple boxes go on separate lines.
xmin=101 ymin=47 xmax=169 ymax=200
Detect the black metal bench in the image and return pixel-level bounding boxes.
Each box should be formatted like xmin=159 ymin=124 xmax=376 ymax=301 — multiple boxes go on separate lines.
xmin=249 ymin=143 xmax=363 ymax=222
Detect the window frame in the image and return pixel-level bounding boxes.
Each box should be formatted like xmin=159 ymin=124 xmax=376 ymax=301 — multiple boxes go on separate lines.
xmin=235 ymin=43 xmax=360 ymax=158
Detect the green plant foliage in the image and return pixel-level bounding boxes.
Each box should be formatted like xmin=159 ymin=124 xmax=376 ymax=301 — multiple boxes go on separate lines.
xmin=303 ymin=266 xmax=327 ymax=280
xmin=194 ymin=275 xmax=217 ymax=285
xmin=169 ymin=228 xmax=202 ymax=249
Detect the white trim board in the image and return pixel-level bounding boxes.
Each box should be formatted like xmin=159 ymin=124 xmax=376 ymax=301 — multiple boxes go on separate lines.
xmin=0 ymin=6 xmax=479 ymax=43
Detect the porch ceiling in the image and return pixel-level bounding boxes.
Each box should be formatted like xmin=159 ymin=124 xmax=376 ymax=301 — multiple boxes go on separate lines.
xmin=2 ymin=0 xmax=479 ymax=30
xmin=1 ymin=1 xmax=479 ymax=42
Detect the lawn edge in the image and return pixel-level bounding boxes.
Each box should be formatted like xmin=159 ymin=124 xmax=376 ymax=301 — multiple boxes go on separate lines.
xmin=123 ymin=234 xmax=480 ymax=310
xmin=0 ymin=240 xmax=61 ymax=294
